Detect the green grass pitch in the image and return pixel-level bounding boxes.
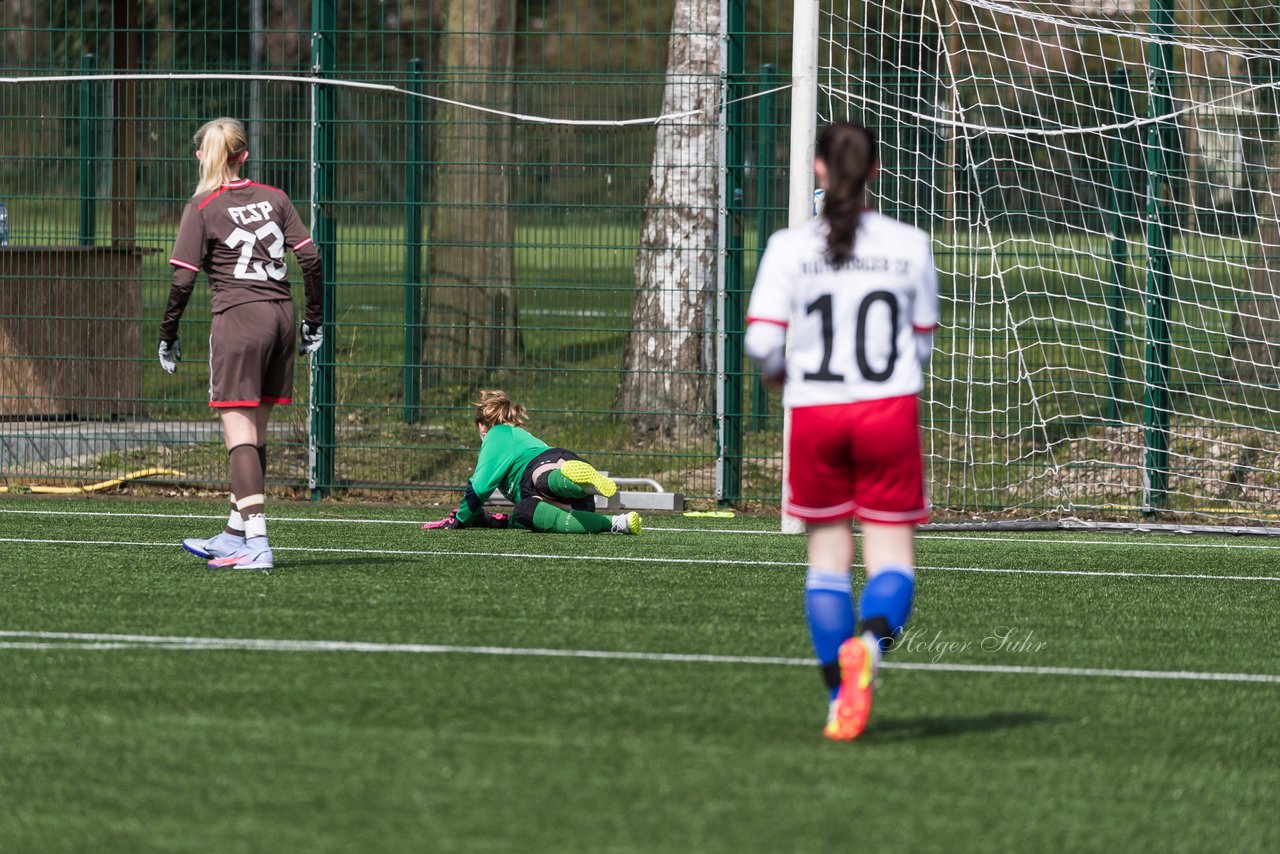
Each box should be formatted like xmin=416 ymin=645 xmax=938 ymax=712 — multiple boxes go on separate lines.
xmin=1 ymin=496 xmax=1277 ymax=852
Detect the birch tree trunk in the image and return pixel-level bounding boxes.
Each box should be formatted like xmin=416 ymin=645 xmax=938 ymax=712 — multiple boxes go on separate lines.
xmin=426 ymin=0 xmax=518 ymax=384
xmin=614 ymin=0 xmax=720 ymax=439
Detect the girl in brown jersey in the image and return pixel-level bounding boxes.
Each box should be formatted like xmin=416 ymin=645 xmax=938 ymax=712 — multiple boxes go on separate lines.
xmin=158 ymin=117 xmax=323 ymax=571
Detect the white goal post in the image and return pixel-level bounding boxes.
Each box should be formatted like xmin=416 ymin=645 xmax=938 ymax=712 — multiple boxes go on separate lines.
xmin=780 ymin=0 xmax=822 ymax=534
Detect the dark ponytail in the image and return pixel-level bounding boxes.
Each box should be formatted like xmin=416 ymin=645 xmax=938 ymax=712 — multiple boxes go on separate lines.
xmin=816 ymin=121 xmax=878 ymax=266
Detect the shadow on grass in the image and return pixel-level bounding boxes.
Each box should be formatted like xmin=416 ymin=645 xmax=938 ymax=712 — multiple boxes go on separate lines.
xmin=271 ymin=556 xmax=412 ymax=571
xmin=866 ymin=710 xmax=1060 ymax=742
xmin=175 ymin=556 xmax=410 ymax=572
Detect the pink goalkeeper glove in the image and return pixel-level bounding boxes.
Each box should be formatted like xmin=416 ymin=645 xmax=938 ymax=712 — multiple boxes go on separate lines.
xmin=422 ymin=511 xmax=460 ymax=530
xmin=421 ymin=509 xmax=510 ymax=530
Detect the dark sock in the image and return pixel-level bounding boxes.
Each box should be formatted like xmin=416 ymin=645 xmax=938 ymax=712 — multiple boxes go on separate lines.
xmin=229 ymin=444 xmax=266 ymax=541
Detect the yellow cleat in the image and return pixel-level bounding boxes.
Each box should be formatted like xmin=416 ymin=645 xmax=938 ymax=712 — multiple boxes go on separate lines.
xmin=823 ymin=636 xmax=875 ymax=741
xmin=561 ymin=460 xmax=618 ymax=498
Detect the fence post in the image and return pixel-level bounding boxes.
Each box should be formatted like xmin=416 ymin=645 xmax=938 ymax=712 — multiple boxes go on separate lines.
xmin=1106 ymin=67 xmax=1133 ymax=425
xmin=751 ymin=62 xmax=779 ymax=431
xmin=79 ymin=53 xmax=98 ymax=246
xmin=308 ymin=0 xmax=337 ymax=499
xmin=403 ymin=59 xmax=424 ymax=424
xmin=1142 ymin=0 xmax=1175 ymax=513
xmin=717 ymin=0 xmax=747 ymax=505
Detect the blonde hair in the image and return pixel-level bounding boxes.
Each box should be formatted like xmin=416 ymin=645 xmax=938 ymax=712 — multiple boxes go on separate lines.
xmin=193 ymin=117 xmax=248 ymax=196
xmin=472 ymin=389 xmax=528 ymax=429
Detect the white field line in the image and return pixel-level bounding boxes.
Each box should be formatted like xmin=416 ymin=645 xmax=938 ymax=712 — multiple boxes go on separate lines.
xmin=2 ymin=536 xmax=1279 ymax=583
xmin=0 ymin=508 xmax=421 ymax=525
xmin=1 ymin=630 xmax=1277 ymax=685
xmin=646 ymin=530 xmax=1280 ymax=551
xmin=4 ymin=507 xmax=1280 ymax=550
xmin=0 ymin=537 xmax=795 ymax=566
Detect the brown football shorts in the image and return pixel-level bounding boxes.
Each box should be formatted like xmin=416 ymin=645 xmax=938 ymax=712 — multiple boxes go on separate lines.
xmin=208 ymin=299 xmax=296 ymax=408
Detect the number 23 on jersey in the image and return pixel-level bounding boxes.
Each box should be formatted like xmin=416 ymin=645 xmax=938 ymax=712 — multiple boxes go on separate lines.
xmin=225 ymin=221 xmax=286 ymax=281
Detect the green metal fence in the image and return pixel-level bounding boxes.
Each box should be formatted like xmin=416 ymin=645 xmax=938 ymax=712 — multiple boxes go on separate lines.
xmin=0 ymin=0 xmax=793 ymax=505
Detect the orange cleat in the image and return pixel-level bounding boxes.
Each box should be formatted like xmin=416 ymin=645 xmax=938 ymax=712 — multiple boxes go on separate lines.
xmin=823 ymin=636 xmax=876 ymax=741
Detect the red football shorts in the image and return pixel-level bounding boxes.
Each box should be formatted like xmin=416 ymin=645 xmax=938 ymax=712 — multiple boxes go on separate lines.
xmin=786 ymin=394 xmax=929 ymax=525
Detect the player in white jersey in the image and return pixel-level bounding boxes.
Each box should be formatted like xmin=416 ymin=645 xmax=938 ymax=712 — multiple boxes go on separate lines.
xmin=745 ymin=121 xmax=938 ymax=740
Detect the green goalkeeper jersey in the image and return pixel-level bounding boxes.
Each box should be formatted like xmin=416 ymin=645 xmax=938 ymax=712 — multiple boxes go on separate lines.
xmin=453 ymin=424 xmax=549 ymax=526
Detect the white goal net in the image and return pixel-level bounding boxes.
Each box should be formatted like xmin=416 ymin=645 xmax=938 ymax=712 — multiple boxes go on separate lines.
xmin=818 ymin=0 xmax=1280 ymax=526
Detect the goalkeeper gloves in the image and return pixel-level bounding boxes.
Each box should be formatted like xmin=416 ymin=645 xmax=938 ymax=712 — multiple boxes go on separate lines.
xmin=158 ymin=339 xmax=181 ymax=374
xmin=422 ymin=510 xmax=461 ymax=530
xmin=420 ymin=509 xmax=510 ymax=530
xmin=300 ymin=322 xmax=323 ymax=355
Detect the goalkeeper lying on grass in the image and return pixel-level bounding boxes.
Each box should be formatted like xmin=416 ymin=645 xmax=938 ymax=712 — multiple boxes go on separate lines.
xmin=422 ymin=390 xmax=642 ymax=535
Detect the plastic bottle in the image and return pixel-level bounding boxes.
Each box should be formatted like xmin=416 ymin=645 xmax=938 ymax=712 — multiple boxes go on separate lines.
xmin=0 ymin=202 xmax=8 ymax=247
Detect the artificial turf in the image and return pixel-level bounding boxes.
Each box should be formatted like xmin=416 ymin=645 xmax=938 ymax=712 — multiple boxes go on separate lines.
xmin=1 ymin=496 xmax=1277 ymax=853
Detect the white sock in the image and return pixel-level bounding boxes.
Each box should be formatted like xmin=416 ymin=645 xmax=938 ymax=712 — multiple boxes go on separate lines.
xmin=243 ymin=513 xmax=268 ymax=542
xmin=225 ymin=495 xmax=245 ymax=535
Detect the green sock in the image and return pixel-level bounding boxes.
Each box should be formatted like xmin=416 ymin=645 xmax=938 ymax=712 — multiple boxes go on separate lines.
xmin=545 ymin=469 xmax=587 ymax=500
xmin=531 ymin=500 xmax=612 ymax=534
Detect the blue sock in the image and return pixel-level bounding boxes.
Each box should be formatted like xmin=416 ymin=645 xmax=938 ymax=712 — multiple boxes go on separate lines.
xmin=805 ymin=568 xmax=855 ymax=700
xmin=859 ymin=567 xmax=916 ymax=650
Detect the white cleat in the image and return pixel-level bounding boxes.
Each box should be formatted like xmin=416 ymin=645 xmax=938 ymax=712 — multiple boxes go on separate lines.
xmin=206 ymin=541 xmax=274 ymax=571
xmin=611 ymin=511 xmax=642 ymax=535
xmin=183 ymin=531 xmax=245 ymax=559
